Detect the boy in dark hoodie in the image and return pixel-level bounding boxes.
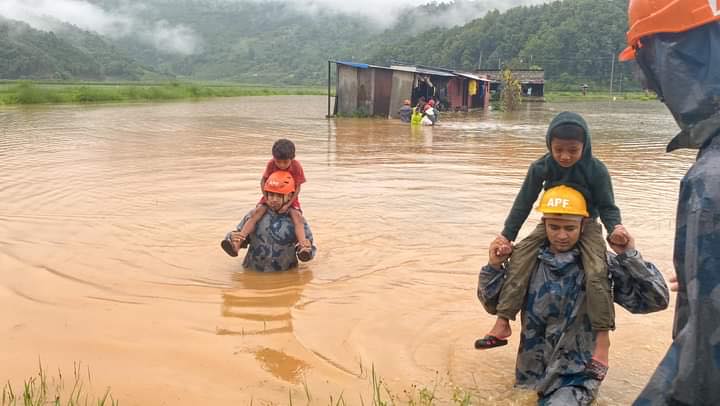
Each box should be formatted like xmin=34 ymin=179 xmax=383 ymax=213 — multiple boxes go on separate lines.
xmin=476 ymin=112 xmax=629 ymax=371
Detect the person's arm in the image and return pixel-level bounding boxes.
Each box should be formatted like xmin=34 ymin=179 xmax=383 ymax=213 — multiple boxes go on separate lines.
xmin=591 ymin=160 xmax=622 ymax=234
xmin=607 ymin=228 xmax=669 ymax=314
xmin=260 ymin=176 xmax=267 ymax=199
xmin=477 ymin=239 xmax=511 ymax=315
xmin=501 ymin=161 xmax=545 ymax=241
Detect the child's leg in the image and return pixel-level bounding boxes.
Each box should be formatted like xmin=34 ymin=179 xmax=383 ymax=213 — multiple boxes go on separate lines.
xmin=288 ymin=208 xmax=308 ymax=245
xmin=487 ymin=223 xmax=547 ymax=339
xmin=221 ymin=205 xmax=268 ymax=257
xmin=233 ymin=204 xmax=267 ymax=251
xmin=289 ymin=208 xmax=312 ymax=262
xmin=578 ymin=220 xmax=615 ymax=365
xmin=238 ymin=205 xmax=268 ymax=240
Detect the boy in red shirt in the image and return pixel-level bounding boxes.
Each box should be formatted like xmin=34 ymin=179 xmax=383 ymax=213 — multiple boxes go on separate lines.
xmin=223 ymin=139 xmax=312 ymax=261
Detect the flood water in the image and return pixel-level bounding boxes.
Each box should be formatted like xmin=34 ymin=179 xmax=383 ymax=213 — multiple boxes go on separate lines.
xmin=0 ymin=96 xmax=692 ymax=405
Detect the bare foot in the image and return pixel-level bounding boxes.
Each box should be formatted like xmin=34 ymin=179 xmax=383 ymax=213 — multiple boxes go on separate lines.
xmin=486 ymin=317 xmax=512 ymax=339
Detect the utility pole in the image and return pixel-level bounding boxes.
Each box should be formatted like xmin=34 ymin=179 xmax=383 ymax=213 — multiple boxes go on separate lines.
xmin=478 ymin=51 xmax=483 ymax=70
xmin=609 ymin=52 xmax=616 ymax=100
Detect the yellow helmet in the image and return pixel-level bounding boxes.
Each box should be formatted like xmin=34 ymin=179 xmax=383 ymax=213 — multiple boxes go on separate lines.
xmin=537 ymin=185 xmax=589 ymax=218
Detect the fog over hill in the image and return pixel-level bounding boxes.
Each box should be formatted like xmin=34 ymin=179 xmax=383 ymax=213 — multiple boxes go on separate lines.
xmin=0 ymin=0 xmax=635 ymax=89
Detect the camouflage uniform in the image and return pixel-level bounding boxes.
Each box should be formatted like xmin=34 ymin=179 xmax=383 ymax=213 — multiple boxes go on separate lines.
xmin=227 ymin=208 xmax=316 ymax=272
xmin=634 ymin=135 xmax=720 ymax=405
xmin=478 ymin=247 xmax=669 ymax=405
xmin=631 ymin=23 xmax=720 ymax=405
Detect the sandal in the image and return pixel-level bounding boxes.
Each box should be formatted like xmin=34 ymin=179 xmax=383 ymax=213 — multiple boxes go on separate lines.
xmin=474 ymin=335 xmax=508 ymax=350
xmin=221 ymin=232 xmax=248 ymax=257
xmin=585 ymin=358 xmax=609 ymax=381
xmin=296 ymin=239 xmax=313 ymax=262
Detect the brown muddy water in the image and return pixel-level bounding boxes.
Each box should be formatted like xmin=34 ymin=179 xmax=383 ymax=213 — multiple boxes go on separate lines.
xmin=0 ymin=96 xmax=692 ymax=405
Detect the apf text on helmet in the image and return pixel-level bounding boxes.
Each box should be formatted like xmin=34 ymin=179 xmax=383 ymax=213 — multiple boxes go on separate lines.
xmin=546 ymin=198 xmax=571 ymax=209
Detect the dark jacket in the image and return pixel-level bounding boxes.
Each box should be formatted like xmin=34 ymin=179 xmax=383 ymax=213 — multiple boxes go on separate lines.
xmin=478 ymin=247 xmax=668 ymax=404
xmin=501 ymin=112 xmax=622 ymax=241
xmin=634 ymin=23 xmax=720 ymax=406
xmin=634 ymin=133 xmax=720 ymax=406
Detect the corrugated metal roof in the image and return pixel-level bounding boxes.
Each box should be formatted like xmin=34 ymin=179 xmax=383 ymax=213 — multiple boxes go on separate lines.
xmin=390 ymin=65 xmax=456 ymax=77
xmin=389 ymin=65 xmax=416 ymax=73
xmin=334 ymin=61 xmax=370 ymax=69
xmin=453 ymin=71 xmax=490 ymax=82
xmin=333 ymin=60 xmax=396 ymax=70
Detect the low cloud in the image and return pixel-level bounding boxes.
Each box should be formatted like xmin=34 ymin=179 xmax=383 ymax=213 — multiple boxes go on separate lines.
xmin=0 ymin=0 xmax=200 ymax=54
xmin=269 ymin=0 xmax=552 ymax=27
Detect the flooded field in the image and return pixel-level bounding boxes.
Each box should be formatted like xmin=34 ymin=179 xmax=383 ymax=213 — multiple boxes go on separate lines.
xmin=0 ymin=96 xmax=691 ymax=405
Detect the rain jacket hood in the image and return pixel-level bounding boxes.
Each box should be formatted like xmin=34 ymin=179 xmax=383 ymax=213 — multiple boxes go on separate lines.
xmin=501 ymin=112 xmax=622 ymax=241
xmin=542 ymin=112 xmax=596 ymax=200
xmin=545 ymin=111 xmax=592 ymax=159
xmin=635 ymin=22 xmax=720 ymax=152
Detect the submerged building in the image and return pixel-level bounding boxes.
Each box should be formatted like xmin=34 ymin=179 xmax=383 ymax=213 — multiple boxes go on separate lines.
xmin=476 ymin=69 xmax=545 ymax=100
xmin=329 ymin=61 xmax=491 ymax=118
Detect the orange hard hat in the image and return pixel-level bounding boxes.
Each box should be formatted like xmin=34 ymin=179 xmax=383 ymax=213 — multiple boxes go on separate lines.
xmin=264 ymin=171 xmax=295 ymax=195
xmin=619 ymin=0 xmax=720 ymax=61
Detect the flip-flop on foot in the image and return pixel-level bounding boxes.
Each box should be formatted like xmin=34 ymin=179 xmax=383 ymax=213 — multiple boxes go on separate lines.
xmin=296 ymin=240 xmax=313 ymax=262
xmin=221 ymin=232 xmax=248 ymax=257
xmin=221 ymin=238 xmax=238 ymax=257
xmin=474 ymin=335 xmax=508 ymax=349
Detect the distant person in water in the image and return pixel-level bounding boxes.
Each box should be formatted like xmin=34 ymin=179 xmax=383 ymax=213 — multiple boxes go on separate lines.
xmin=221 ymin=139 xmax=312 ymax=261
xmin=423 ymin=99 xmax=436 ymax=125
xmin=398 ymin=99 xmax=412 ymax=123
xmin=222 ymin=171 xmax=316 ymax=271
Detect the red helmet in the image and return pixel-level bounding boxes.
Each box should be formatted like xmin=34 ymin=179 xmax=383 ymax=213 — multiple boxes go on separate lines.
xmin=619 ymin=0 xmax=720 ymax=61
xmin=264 ymin=171 xmax=295 ymax=195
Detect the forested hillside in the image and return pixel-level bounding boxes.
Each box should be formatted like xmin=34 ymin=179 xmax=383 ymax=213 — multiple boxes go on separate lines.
xmin=0 ymin=0 xmax=637 ymax=88
xmin=0 ymin=17 xmax=157 ymax=80
xmin=368 ymin=0 xmax=633 ymax=89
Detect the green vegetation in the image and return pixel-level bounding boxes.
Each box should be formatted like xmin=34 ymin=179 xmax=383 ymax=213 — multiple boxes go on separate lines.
xmin=0 ymin=81 xmax=327 ymax=105
xmin=500 ymin=68 xmax=522 ymax=111
xmin=288 ymin=363 xmax=533 ymax=406
xmin=0 ymin=16 xmax=159 ymax=81
xmin=369 ymin=0 xmax=635 ymax=90
xmin=1 ymin=0 xmax=639 ymax=90
xmin=2 ymin=362 xmax=117 ymax=406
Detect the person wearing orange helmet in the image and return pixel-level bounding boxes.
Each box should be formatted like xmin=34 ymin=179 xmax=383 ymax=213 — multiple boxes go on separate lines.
xmin=620 ymin=1 xmax=720 ymax=404
xmin=222 ymin=170 xmax=316 ymax=271
xmin=477 ymin=185 xmax=668 ymax=405
xmin=222 ymin=139 xmax=312 ymax=262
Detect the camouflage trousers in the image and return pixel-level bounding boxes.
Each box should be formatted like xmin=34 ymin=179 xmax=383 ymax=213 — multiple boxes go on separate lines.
xmin=496 ymin=221 xmax=615 ymax=331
